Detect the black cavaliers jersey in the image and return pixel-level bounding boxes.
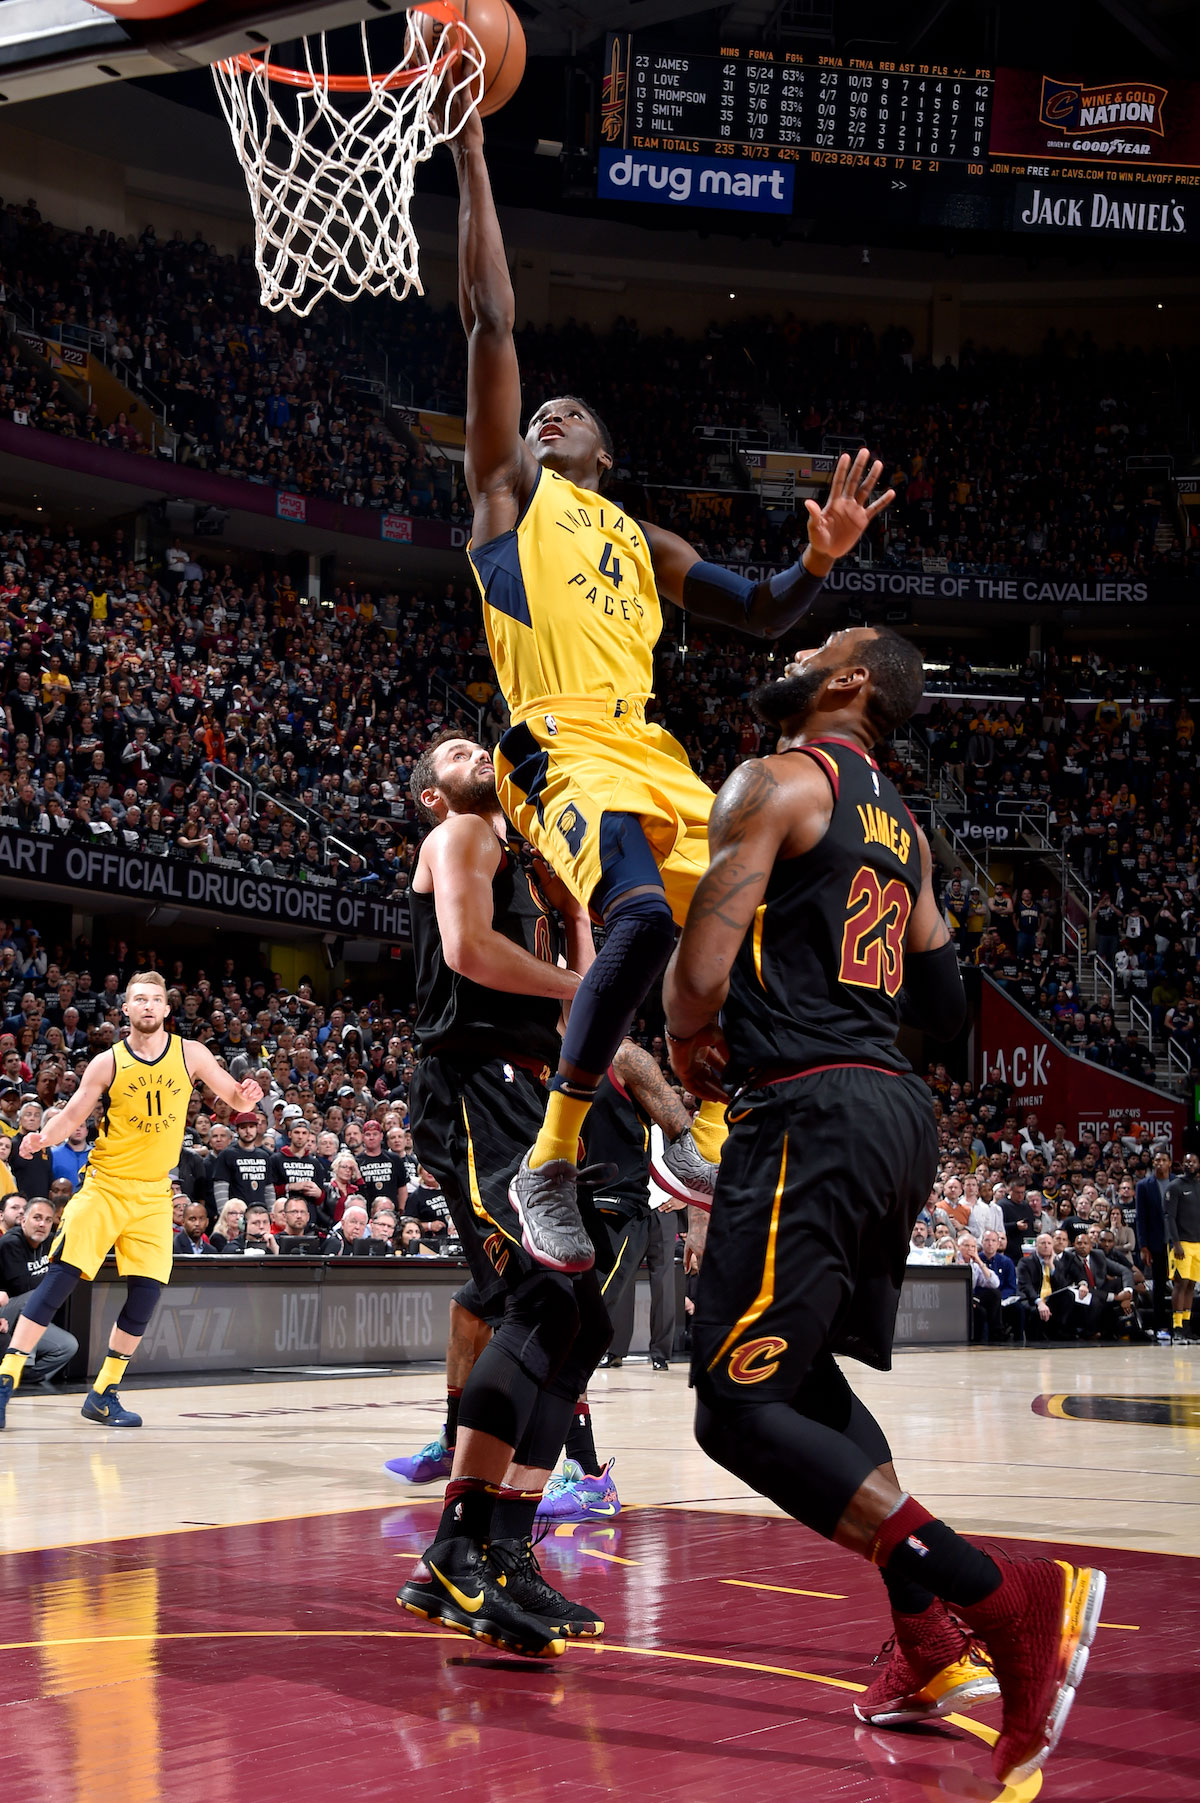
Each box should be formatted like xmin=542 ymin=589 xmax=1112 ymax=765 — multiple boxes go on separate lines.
xmin=723 ymin=738 xmax=921 ymax=1084
xmin=583 ymin=1070 xmax=651 ymax=1217
xmin=412 ymin=835 xmax=565 ymax=1064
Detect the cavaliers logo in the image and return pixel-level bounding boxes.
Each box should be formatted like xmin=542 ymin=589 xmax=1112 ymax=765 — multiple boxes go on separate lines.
xmin=484 ymin=1232 xmax=510 ymax=1276
xmin=727 ymin=1335 xmax=788 ymax=1384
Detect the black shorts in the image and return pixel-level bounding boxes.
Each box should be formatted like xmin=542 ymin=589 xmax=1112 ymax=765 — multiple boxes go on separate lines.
xmin=590 ymin=1201 xmax=651 ymax=1317
xmin=691 ymin=1064 xmax=937 ymax=1403
xmin=409 ymin=1052 xmax=605 ymax=1319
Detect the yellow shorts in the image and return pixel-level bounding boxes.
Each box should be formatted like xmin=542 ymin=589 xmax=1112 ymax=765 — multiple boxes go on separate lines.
xmin=51 ymin=1173 xmax=174 ymax=1286
xmin=1170 ymin=1240 xmax=1200 ymax=1284
xmin=496 ymin=702 xmax=713 ymax=925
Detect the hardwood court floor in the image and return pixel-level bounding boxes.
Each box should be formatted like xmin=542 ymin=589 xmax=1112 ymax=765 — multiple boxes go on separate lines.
xmin=1 ymin=1345 xmax=1197 ymax=1803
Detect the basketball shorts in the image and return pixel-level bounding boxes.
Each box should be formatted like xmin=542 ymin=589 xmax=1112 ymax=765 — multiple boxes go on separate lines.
xmin=691 ymin=1065 xmax=938 ymax=1403
xmin=50 ymin=1173 xmax=174 ymax=1286
xmin=1170 ymin=1240 xmax=1200 ymax=1284
xmin=590 ymin=1202 xmax=651 ymax=1318
xmin=496 ymin=703 xmax=713 ymax=924
xmin=409 ymin=1052 xmax=606 ymax=1317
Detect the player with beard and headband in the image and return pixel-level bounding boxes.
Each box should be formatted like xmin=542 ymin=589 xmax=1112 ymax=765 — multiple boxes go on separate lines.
xmin=662 ymin=628 xmax=1104 ymax=1790
xmin=443 ymin=94 xmax=894 ymax=1276
xmin=397 ymin=731 xmax=613 ymax=1658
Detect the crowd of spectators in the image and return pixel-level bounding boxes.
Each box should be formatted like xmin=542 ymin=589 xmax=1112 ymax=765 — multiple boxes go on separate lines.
xmin=915 ymin=644 xmax=1200 ymax=1079
xmin=1 ymin=194 xmax=1196 ymax=578
xmin=911 ymin=1085 xmax=1175 ymax=1344
xmin=0 ymin=513 xmax=507 ymax=882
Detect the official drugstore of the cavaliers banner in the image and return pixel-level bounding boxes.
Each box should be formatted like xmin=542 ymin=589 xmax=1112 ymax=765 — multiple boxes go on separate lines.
xmin=976 ymin=974 xmax=1186 ymax=1153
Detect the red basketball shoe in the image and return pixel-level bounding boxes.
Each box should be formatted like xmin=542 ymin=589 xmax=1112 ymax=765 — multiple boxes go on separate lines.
xmin=854 ymin=1599 xmax=999 ymax=1726
xmin=962 ymin=1556 xmax=1106 ymax=1784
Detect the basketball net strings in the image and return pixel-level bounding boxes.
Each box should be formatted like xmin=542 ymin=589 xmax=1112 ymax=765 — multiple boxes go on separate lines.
xmin=214 ymin=15 xmax=484 ymax=315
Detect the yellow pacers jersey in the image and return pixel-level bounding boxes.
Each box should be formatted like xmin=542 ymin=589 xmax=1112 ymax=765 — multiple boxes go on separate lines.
xmin=91 ymin=1035 xmax=193 ymax=1186
xmin=468 ymin=468 xmax=663 ymax=719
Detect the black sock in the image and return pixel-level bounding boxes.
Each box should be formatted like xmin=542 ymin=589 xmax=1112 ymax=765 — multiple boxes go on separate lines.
xmin=881 ymin=1562 xmax=937 ymax=1617
xmin=436 ymin=1477 xmax=498 ymax=1546
xmin=489 ymin=1485 xmax=542 ymax=1543
xmin=445 ymin=1386 xmax=462 ymax=1450
xmin=563 ymin=1401 xmax=602 ymax=1477
xmin=885 ymin=1516 xmax=1001 ymax=1609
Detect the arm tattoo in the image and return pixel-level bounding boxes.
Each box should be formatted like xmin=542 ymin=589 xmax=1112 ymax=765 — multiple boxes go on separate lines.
xmin=612 ymin=1042 xmax=691 ymax=1140
xmin=708 ymin=760 xmax=778 ymax=851
xmin=909 ymin=912 xmax=952 ymax=954
xmin=689 ymin=856 xmax=770 ymax=931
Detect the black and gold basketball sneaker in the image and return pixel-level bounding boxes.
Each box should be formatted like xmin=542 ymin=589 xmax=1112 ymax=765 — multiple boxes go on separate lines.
xmin=399 ymin=1536 xmax=566 ymax=1658
xmin=487 ymin=1537 xmax=605 ymax=1638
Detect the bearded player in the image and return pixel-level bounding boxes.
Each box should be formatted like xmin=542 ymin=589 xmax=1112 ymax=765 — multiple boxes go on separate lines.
xmin=0 ymin=971 xmax=263 ymax=1428
xmin=447 ymin=101 xmax=894 ymax=1273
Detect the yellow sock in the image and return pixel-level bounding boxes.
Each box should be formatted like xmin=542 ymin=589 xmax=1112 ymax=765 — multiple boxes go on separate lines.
xmin=0 ymin=1349 xmax=28 ymax=1389
xmin=95 ymin=1353 xmax=131 ymax=1394
xmin=530 ymin=1089 xmax=594 ymax=1169
xmin=691 ymin=1098 xmax=728 ymax=1165
xmin=1174 ymin=1313 xmax=1186 ymax=1330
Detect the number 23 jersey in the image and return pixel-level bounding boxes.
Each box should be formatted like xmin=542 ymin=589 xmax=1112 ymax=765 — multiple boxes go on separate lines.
xmin=468 ymin=467 xmax=663 ymax=719
xmin=723 ymin=738 xmax=922 ymax=1085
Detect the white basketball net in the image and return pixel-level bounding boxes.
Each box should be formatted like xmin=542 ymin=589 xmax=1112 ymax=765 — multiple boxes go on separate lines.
xmin=213 ymin=6 xmax=484 ymax=316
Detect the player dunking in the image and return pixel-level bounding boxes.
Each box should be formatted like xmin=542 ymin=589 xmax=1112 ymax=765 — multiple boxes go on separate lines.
xmin=447 ymin=100 xmax=893 ymax=1273
xmin=663 ymin=628 xmax=1104 ymax=1788
xmin=0 ymin=971 xmax=263 ymax=1428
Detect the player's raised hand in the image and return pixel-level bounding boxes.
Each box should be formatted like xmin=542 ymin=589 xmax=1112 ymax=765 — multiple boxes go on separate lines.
xmin=666 ymin=1023 xmax=730 ymax=1104
xmin=805 ymin=448 xmax=894 ymax=568
xmin=18 ymin=1132 xmax=45 ymax=1159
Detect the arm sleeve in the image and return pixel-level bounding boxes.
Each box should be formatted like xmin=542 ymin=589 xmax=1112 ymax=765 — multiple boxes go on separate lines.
xmin=681 ymin=558 xmax=826 ymax=642
xmin=898 ymin=941 xmax=967 ymax=1039
xmin=1165 ymin=1183 xmax=1179 ymax=1243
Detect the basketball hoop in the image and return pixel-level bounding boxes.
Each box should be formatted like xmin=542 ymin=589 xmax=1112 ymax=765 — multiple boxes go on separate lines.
xmin=213 ymin=1 xmax=484 ymax=316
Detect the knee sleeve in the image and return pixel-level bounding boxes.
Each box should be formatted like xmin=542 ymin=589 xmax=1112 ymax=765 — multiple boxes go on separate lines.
xmin=21 ymin=1261 xmax=83 ymax=1329
xmin=694 ymin=1373 xmax=880 ymax=1542
xmin=457 ymin=1337 xmax=540 ymax=1450
xmin=116 ymin=1275 xmax=163 ymax=1336
xmin=544 ymin=1269 xmax=613 ymax=1401
xmin=792 ymin=1351 xmax=893 ymax=1471
xmin=560 ymin=881 xmax=677 ymax=1078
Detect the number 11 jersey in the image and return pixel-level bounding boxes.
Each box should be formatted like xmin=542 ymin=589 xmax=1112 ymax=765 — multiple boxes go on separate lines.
xmin=91 ymin=1034 xmax=193 ymax=1185
xmin=722 ymin=737 xmax=923 ymax=1086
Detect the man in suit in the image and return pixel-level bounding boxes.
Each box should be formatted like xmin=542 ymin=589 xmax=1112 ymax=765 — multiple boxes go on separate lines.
xmin=980 ymin=1228 xmax=1022 ymax=1342
xmin=173 ymin=1198 xmax=214 ymax=1257
xmin=1016 ymin=1232 xmax=1076 ymax=1340
xmin=1135 ymin=1152 xmax=1171 ymax=1341
xmin=1061 ymin=1230 xmax=1137 ymax=1341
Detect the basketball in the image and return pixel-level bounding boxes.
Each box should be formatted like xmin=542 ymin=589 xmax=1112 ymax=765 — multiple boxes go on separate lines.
xmin=413 ymin=0 xmax=525 ymax=116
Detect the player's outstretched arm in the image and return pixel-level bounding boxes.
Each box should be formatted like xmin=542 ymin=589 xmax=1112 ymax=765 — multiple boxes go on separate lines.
xmin=645 ymin=448 xmax=894 ymax=640
xmin=18 ymin=1052 xmax=113 ymax=1156
xmin=898 ymin=827 xmax=966 ymax=1040
xmin=427 ymin=814 xmax=582 ymax=1001
xmin=449 ymin=111 xmax=537 ymax=540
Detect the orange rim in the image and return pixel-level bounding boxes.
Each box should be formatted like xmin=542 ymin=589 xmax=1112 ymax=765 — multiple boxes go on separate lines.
xmin=219 ymin=0 xmax=468 ymax=92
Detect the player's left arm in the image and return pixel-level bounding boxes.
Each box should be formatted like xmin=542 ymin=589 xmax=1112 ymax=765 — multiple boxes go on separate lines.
xmin=644 ymin=449 xmax=894 ymax=641
xmin=183 ymin=1041 xmax=266 ymax=1114
xmin=663 ymin=759 xmax=791 ymax=1099
xmin=897 ymin=826 xmax=967 ymax=1040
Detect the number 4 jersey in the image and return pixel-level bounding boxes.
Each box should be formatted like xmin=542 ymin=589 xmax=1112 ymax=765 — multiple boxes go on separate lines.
xmin=723 ymin=737 xmax=922 ymax=1085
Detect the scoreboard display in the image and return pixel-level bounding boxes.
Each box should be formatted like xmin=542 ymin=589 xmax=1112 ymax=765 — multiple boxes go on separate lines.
xmin=597 ymin=40 xmax=1200 ymax=239
xmin=602 ymin=39 xmax=993 ymax=170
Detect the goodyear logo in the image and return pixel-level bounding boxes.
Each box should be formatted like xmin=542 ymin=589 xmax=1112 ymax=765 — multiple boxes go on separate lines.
xmin=727 ymin=1335 xmax=789 ymax=1385
xmin=1040 ymin=76 xmax=1166 ymax=137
